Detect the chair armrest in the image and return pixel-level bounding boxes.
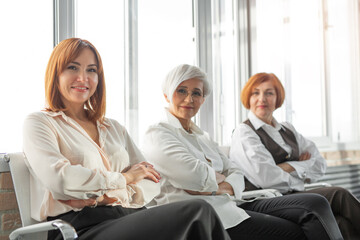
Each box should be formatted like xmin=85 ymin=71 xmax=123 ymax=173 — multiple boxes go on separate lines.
xmin=9 ymin=220 xmax=78 ymax=240
xmin=242 ymin=189 xmax=283 ymax=200
xmin=304 ymin=182 xmax=332 ymax=191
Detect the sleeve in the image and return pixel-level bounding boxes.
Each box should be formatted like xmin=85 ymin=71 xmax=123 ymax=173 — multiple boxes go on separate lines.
xmin=117 ymin=121 xmax=146 ymax=165
xmin=119 ymin=124 xmax=160 ymax=203
xmin=23 ymin=113 xmax=127 ymax=200
xmin=229 ymin=124 xmax=305 ymax=193
xmin=215 ymin=141 xmax=245 ymax=200
xmin=282 ymin=122 xmax=327 ymax=182
xmin=142 ymin=125 xmax=218 ymax=192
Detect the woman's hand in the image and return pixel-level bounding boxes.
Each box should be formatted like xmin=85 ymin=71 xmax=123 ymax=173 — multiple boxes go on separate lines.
xmin=277 ymin=152 xmax=311 ymax=173
xmin=277 ymin=162 xmax=295 ymax=173
xmin=299 ymin=152 xmax=311 ymax=161
xmin=216 ymin=172 xmax=226 ymax=184
xmin=122 ymin=162 xmax=161 ymax=184
xmin=96 ymin=195 xmax=117 ymax=206
xmin=217 ymin=182 xmax=234 ymax=195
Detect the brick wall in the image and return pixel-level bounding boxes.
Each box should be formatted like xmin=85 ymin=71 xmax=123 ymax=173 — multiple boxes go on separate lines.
xmin=0 ymin=172 xmax=20 ymax=239
xmin=321 ymin=150 xmax=360 ymax=166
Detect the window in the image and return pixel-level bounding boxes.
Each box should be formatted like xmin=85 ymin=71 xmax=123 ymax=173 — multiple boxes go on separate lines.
xmin=252 ymin=0 xmax=360 ymax=150
xmin=0 ymin=0 xmax=53 ymax=153
xmin=137 ymin=0 xmax=195 ymax=144
xmin=254 ymin=0 xmax=325 ymax=138
xmin=211 ymin=0 xmax=238 ymax=145
xmin=326 ymin=0 xmax=360 ymax=144
xmin=76 ymin=0 xmax=195 ymax=145
xmin=2 ymin=0 xmax=360 ymax=153
xmin=76 ymin=0 xmax=126 ymax=125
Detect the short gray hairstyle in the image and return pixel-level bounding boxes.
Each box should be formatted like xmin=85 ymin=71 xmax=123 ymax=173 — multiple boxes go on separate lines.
xmin=162 ymin=64 xmax=212 ymax=103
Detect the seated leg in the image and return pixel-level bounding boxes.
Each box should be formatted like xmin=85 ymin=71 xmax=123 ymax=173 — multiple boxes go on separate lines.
xmin=304 ymin=186 xmax=360 ymax=239
xmin=48 ymin=199 xmax=230 ymax=240
xmin=227 ymin=210 xmax=306 ymax=240
xmin=240 ymin=193 xmax=343 ymax=240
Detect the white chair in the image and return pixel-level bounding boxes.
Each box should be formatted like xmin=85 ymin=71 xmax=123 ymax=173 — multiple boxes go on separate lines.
xmin=304 ymin=182 xmax=332 ymax=190
xmin=5 ymin=152 xmax=78 ymax=240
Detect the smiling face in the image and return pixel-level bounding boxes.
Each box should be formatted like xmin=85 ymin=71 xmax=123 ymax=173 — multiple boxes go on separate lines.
xmin=249 ymin=80 xmax=277 ymax=124
xmin=58 ymin=48 xmax=98 ymax=110
xmin=166 ymin=78 xmax=205 ymax=125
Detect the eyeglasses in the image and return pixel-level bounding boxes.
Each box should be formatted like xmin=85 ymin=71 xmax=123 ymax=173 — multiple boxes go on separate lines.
xmin=175 ymin=88 xmax=204 ymax=101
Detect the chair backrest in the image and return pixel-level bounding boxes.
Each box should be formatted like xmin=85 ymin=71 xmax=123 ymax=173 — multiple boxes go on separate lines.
xmin=8 ymin=152 xmax=47 ymax=239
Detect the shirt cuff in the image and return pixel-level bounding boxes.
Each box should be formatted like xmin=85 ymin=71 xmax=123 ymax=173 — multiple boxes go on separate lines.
xmin=105 ymin=171 xmax=127 ymax=190
xmin=288 ymin=175 xmax=305 ymax=191
xmin=224 ymin=173 xmax=245 ymax=200
xmin=287 ymin=161 xmax=307 ymax=180
xmin=202 ymin=166 xmax=218 ymax=192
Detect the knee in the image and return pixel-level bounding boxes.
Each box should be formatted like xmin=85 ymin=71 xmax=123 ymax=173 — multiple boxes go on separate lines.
xmin=329 ymin=186 xmax=351 ymax=196
xmin=300 ymin=193 xmax=331 ymax=210
xmin=323 ymin=186 xmax=356 ymax=202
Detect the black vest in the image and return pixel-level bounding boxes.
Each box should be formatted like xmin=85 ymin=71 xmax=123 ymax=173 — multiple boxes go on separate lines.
xmin=243 ymin=119 xmax=300 ymax=191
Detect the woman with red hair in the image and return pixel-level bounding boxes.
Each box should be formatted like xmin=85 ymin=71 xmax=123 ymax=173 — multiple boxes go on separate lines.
xmin=230 ymin=72 xmax=360 ymax=239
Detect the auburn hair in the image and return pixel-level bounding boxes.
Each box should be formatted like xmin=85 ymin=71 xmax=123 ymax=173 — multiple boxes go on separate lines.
xmin=44 ymin=38 xmax=106 ymax=122
xmin=241 ymin=72 xmax=285 ymax=109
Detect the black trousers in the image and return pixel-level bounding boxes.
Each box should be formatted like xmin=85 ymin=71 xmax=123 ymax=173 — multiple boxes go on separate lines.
xmin=295 ymin=186 xmax=360 ymax=240
xmin=47 ymin=199 xmax=231 ymax=240
xmin=230 ymin=193 xmax=343 ymax=240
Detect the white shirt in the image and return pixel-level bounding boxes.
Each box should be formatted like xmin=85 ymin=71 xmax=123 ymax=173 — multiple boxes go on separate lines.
xmin=23 ymin=111 xmax=159 ymax=221
xmin=230 ymin=111 xmax=327 ymax=193
xmin=142 ymin=108 xmax=249 ymax=229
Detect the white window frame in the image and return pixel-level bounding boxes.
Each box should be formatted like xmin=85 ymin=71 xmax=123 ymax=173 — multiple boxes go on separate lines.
xmin=54 ymin=0 xmax=75 ymax=45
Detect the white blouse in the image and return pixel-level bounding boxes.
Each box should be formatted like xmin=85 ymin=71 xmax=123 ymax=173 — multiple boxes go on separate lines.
xmin=142 ymin=108 xmax=249 ymax=229
xmin=230 ymin=111 xmax=327 ymax=193
xmin=23 ymin=111 xmax=159 ymax=221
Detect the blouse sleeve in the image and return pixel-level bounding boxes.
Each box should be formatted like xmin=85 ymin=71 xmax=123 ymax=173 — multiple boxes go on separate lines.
xmin=214 ymin=140 xmax=245 ymax=199
xmin=119 ymin=124 xmax=161 ymax=203
xmin=115 ymin=121 xmax=146 ymax=165
xmin=230 ymin=124 xmax=305 ymax=193
xmin=142 ymin=125 xmax=218 ymax=192
xmin=23 ymin=113 xmax=127 ymax=200
xmin=282 ymin=122 xmax=327 ymax=182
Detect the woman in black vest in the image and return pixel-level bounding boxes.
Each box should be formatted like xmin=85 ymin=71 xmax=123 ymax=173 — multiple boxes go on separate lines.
xmin=230 ymin=72 xmax=360 ymax=239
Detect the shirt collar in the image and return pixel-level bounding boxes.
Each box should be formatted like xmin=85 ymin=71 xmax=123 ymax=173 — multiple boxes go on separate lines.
xmin=43 ymin=110 xmax=110 ymax=128
xmin=164 ymin=108 xmax=203 ymax=134
xmin=248 ymin=111 xmax=284 ymax=131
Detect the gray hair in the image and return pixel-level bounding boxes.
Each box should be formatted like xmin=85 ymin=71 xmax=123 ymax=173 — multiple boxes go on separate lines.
xmin=162 ymin=64 xmax=212 ymax=103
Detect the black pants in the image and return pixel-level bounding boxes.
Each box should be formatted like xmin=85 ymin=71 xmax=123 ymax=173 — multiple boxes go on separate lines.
xmin=47 ymin=199 xmax=230 ymax=240
xmin=229 ymin=193 xmax=343 ymax=240
xmin=295 ymin=186 xmax=360 ymax=240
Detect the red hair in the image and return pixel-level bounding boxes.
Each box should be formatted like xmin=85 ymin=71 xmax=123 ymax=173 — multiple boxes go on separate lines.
xmin=241 ymin=72 xmax=285 ymax=109
xmin=44 ymin=38 xmax=106 ymax=122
